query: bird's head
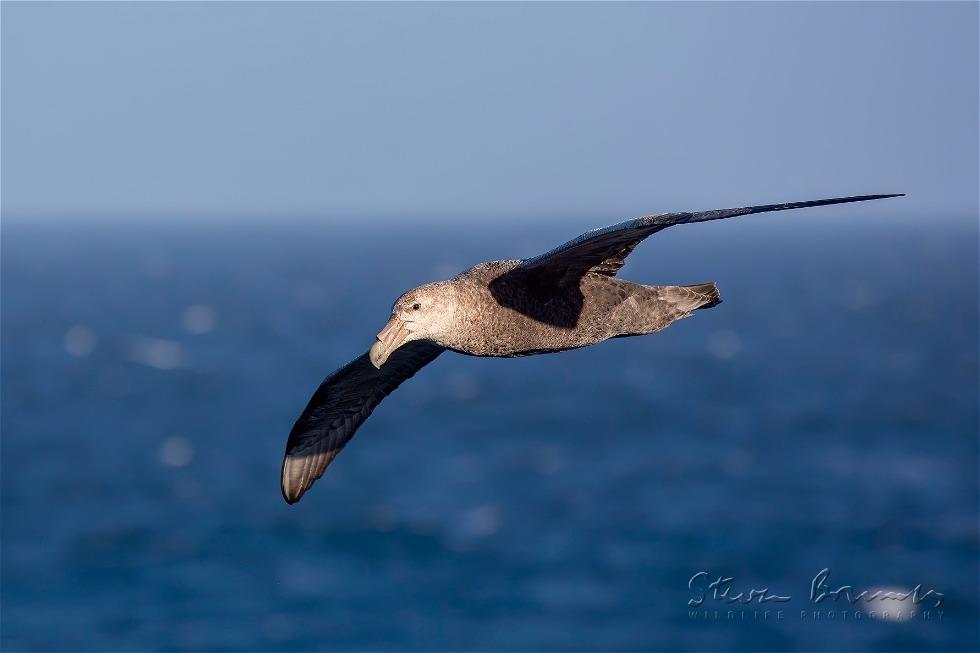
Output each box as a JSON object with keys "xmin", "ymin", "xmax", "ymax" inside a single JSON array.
[{"xmin": 370, "ymin": 282, "xmax": 457, "ymax": 368}]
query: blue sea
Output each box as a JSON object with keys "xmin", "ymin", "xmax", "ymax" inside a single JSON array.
[{"xmin": 2, "ymin": 212, "xmax": 978, "ymax": 651}]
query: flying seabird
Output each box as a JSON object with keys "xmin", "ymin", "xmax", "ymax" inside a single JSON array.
[{"xmin": 281, "ymin": 193, "xmax": 903, "ymax": 504}]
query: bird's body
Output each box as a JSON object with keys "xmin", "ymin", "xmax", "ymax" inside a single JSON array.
[
  {"xmin": 431, "ymin": 260, "xmax": 719, "ymax": 357},
  {"xmin": 280, "ymin": 193, "xmax": 903, "ymax": 504}
]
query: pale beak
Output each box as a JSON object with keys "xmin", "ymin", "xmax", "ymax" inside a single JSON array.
[{"xmin": 369, "ymin": 316, "xmax": 410, "ymax": 368}]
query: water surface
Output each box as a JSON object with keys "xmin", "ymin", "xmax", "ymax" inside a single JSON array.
[{"xmin": 2, "ymin": 213, "xmax": 977, "ymax": 651}]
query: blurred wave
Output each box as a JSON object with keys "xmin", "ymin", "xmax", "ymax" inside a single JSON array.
[{"xmin": 2, "ymin": 214, "xmax": 977, "ymax": 651}]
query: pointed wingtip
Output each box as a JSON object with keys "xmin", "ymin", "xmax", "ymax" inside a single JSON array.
[
  {"xmin": 677, "ymin": 193, "xmax": 908, "ymax": 226},
  {"xmin": 834, "ymin": 193, "xmax": 905, "ymax": 201},
  {"xmin": 281, "ymin": 485, "xmax": 304, "ymax": 505},
  {"xmin": 281, "ymin": 483, "xmax": 301, "ymax": 505},
  {"xmin": 280, "ymin": 456, "xmax": 307, "ymax": 505}
]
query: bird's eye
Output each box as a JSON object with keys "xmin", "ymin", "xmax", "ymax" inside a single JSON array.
[{"xmin": 412, "ymin": 303, "xmax": 421, "ymax": 310}]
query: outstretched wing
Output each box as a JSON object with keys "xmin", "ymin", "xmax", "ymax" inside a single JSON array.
[
  {"xmin": 515, "ymin": 194, "xmax": 903, "ymax": 286},
  {"xmin": 281, "ymin": 341, "xmax": 444, "ymax": 504}
]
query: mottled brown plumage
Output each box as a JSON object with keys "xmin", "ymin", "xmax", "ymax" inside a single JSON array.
[
  {"xmin": 281, "ymin": 193, "xmax": 902, "ymax": 503},
  {"xmin": 436, "ymin": 260, "xmax": 720, "ymax": 357}
]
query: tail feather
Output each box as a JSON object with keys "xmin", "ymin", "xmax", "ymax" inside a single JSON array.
[
  {"xmin": 662, "ymin": 282, "xmax": 722, "ymax": 312},
  {"xmin": 687, "ymin": 282, "xmax": 722, "ymax": 310}
]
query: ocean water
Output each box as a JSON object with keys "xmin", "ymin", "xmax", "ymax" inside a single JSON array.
[{"xmin": 2, "ymin": 213, "xmax": 978, "ymax": 652}]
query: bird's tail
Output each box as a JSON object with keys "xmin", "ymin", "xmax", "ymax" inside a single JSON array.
[{"xmin": 662, "ymin": 282, "xmax": 722, "ymax": 312}]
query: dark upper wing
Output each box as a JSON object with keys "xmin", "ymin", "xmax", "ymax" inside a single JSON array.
[
  {"xmin": 281, "ymin": 340, "xmax": 444, "ymax": 504},
  {"xmin": 514, "ymin": 194, "xmax": 903, "ymax": 286}
]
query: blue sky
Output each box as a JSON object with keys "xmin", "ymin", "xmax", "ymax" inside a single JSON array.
[{"xmin": 2, "ymin": 1, "xmax": 976, "ymax": 221}]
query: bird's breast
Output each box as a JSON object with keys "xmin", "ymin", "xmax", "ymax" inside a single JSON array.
[{"xmin": 449, "ymin": 280, "xmax": 608, "ymax": 357}]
